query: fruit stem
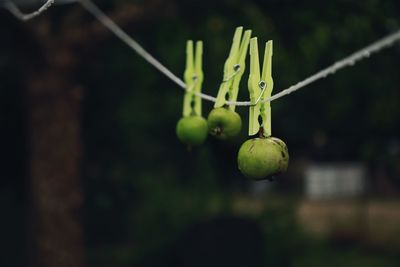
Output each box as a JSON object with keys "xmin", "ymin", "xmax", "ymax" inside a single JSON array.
[
  {"xmin": 258, "ymin": 127, "xmax": 265, "ymax": 138},
  {"xmin": 258, "ymin": 127, "xmax": 271, "ymax": 138}
]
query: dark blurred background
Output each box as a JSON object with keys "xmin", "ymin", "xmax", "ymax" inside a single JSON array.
[{"xmin": 1, "ymin": 0, "xmax": 400, "ymax": 266}]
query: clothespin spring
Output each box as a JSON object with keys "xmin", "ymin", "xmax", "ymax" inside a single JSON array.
[
  {"xmin": 253, "ymin": 81, "xmax": 267, "ymax": 106},
  {"xmin": 222, "ymin": 64, "xmax": 241, "ymax": 83}
]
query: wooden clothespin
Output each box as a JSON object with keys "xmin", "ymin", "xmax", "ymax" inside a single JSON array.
[
  {"xmin": 183, "ymin": 40, "xmax": 204, "ymax": 117},
  {"xmin": 214, "ymin": 26, "xmax": 252, "ymax": 110},
  {"xmin": 248, "ymin": 38, "xmax": 274, "ymax": 137}
]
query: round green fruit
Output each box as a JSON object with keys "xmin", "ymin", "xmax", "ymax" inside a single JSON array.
[
  {"xmin": 207, "ymin": 107, "xmax": 242, "ymax": 139},
  {"xmin": 176, "ymin": 116, "xmax": 208, "ymax": 146},
  {"xmin": 237, "ymin": 137, "xmax": 289, "ymax": 181}
]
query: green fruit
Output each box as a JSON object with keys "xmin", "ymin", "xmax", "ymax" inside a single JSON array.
[
  {"xmin": 237, "ymin": 137, "xmax": 289, "ymax": 181},
  {"xmin": 176, "ymin": 116, "xmax": 208, "ymax": 146},
  {"xmin": 207, "ymin": 107, "xmax": 242, "ymax": 139}
]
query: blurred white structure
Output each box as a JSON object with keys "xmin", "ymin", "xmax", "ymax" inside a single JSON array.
[{"xmin": 305, "ymin": 163, "xmax": 366, "ymax": 199}]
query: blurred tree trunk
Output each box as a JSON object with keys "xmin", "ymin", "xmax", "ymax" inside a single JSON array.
[
  {"xmin": 22, "ymin": 2, "xmax": 165, "ymax": 267},
  {"xmin": 27, "ymin": 38, "xmax": 85, "ymax": 267}
]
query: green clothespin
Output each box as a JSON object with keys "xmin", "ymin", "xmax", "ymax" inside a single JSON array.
[
  {"xmin": 183, "ymin": 40, "xmax": 204, "ymax": 117},
  {"xmin": 214, "ymin": 26, "xmax": 252, "ymax": 111},
  {"xmin": 248, "ymin": 38, "xmax": 274, "ymax": 137}
]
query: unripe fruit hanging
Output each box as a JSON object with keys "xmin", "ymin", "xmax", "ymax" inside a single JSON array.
[
  {"xmin": 176, "ymin": 116, "xmax": 208, "ymax": 146},
  {"xmin": 207, "ymin": 107, "xmax": 242, "ymax": 139},
  {"xmin": 237, "ymin": 137, "xmax": 289, "ymax": 180}
]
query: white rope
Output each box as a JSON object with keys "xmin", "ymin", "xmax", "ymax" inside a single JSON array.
[
  {"xmin": 78, "ymin": 1, "xmax": 187, "ymax": 87},
  {"xmin": 4, "ymin": 0, "xmax": 55, "ymax": 21},
  {"xmin": 263, "ymin": 29, "xmax": 400, "ymax": 104},
  {"xmin": 5, "ymin": 0, "xmax": 400, "ymax": 105},
  {"xmin": 80, "ymin": 0, "xmax": 400, "ymax": 106},
  {"xmin": 224, "ymin": 29, "xmax": 400, "ymax": 105},
  {"xmin": 78, "ymin": 0, "xmax": 219, "ymax": 104}
]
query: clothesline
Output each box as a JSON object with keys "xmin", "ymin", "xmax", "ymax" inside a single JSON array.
[{"xmin": 3, "ymin": 0, "xmax": 400, "ymax": 106}]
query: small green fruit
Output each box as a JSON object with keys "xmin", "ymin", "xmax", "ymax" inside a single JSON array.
[
  {"xmin": 207, "ymin": 107, "xmax": 242, "ymax": 139},
  {"xmin": 176, "ymin": 116, "xmax": 208, "ymax": 146},
  {"xmin": 237, "ymin": 137, "xmax": 289, "ymax": 181}
]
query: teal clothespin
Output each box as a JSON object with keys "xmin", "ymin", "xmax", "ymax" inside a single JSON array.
[
  {"xmin": 214, "ymin": 26, "xmax": 252, "ymax": 111},
  {"xmin": 183, "ymin": 40, "xmax": 204, "ymax": 117},
  {"xmin": 248, "ymin": 38, "xmax": 274, "ymax": 137}
]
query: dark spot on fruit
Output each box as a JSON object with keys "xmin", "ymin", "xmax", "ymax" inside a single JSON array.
[
  {"xmin": 216, "ymin": 126, "xmax": 223, "ymax": 134},
  {"xmin": 271, "ymin": 139, "xmax": 280, "ymax": 145},
  {"xmin": 212, "ymin": 126, "xmax": 222, "ymax": 136},
  {"xmin": 249, "ymin": 144, "xmax": 254, "ymax": 152},
  {"xmin": 281, "ymin": 151, "xmax": 286, "ymax": 158},
  {"xmin": 271, "ymin": 140, "xmax": 282, "ymax": 149}
]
